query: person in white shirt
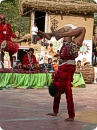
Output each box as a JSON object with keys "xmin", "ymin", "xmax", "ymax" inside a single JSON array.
[{"xmin": 32, "ymin": 23, "xmax": 38, "ymax": 44}]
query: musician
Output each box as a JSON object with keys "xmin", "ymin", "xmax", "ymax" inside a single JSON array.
[
  {"xmin": 0, "ymin": 14, "xmax": 19, "ymax": 68},
  {"xmin": 22, "ymin": 48, "xmax": 38, "ymax": 70}
]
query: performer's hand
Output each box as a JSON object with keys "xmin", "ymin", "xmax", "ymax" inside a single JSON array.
[
  {"xmin": 46, "ymin": 113, "xmax": 57, "ymax": 116},
  {"xmin": 16, "ymin": 36, "xmax": 20, "ymax": 39}
]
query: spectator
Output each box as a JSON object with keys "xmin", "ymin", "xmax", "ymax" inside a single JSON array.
[
  {"xmin": 77, "ymin": 60, "xmax": 81, "ymax": 68},
  {"xmin": 14, "ymin": 60, "xmax": 22, "ymax": 69},
  {"xmin": 52, "ymin": 60, "xmax": 58, "ymax": 71},
  {"xmin": 84, "ymin": 62, "xmax": 90, "ymax": 66},
  {"xmin": 47, "ymin": 58, "xmax": 53, "ymax": 71},
  {"xmin": 48, "ymin": 43, "xmax": 56, "ymax": 56},
  {"xmin": 32, "ymin": 23, "xmax": 38, "ymax": 44},
  {"xmin": 41, "ymin": 38, "xmax": 49, "ymax": 49},
  {"xmin": 12, "ymin": 56, "xmax": 16, "ymax": 68}
]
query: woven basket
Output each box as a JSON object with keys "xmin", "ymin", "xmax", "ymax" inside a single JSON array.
[{"xmin": 76, "ymin": 66, "xmax": 94, "ymax": 83}]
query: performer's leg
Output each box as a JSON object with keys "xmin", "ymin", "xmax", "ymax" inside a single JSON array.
[
  {"xmin": 39, "ymin": 27, "xmax": 85, "ymax": 46},
  {"xmin": 9, "ymin": 52, "xmax": 13, "ymax": 67},
  {"xmin": 38, "ymin": 26, "xmax": 73, "ymax": 40},
  {"xmin": 38, "ymin": 26, "xmax": 69, "ymax": 40},
  {"xmin": 38, "ymin": 31, "xmax": 54, "ymax": 40},
  {"xmin": 65, "ymin": 79, "xmax": 75, "ymax": 122},
  {"xmin": 51, "ymin": 26, "xmax": 72, "ymax": 33},
  {"xmin": 55, "ymin": 27, "xmax": 86, "ymax": 46}
]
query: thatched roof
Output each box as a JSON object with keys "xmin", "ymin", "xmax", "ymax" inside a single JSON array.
[{"xmin": 19, "ymin": 0, "xmax": 97, "ymax": 15}]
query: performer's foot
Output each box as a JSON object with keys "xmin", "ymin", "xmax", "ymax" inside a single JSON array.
[
  {"xmin": 46, "ymin": 113, "xmax": 57, "ymax": 116},
  {"xmin": 38, "ymin": 30, "xmax": 51, "ymax": 40},
  {"xmin": 65, "ymin": 118, "xmax": 74, "ymax": 122}
]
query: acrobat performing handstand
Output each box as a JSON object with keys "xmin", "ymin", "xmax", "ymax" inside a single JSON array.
[{"xmin": 38, "ymin": 26, "xmax": 86, "ymax": 122}]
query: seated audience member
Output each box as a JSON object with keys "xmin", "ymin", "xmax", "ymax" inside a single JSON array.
[
  {"xmin": 22, "ymin": 48, "xmax": 38, "ymax": 70},
  {"xmin": 12, "ymin": 56, "xmax": 16, "ymax": 68},
  {"xmin": 14, "ymin": 60, "xmax": 22, "ymax": 69},
  {"xmin": 84, "ymin": 62, "xmax": 90, "ymax": 67},
  {"xmin": 48, "ymin": 43, "xmax": 56, "ymax": 56},
  {"xmin": 47, "ymin": 58, "xmax": 53, "ymax": 71},
  {"xmin": 41, "ymin": 38, "xmax": 49, "ymax": 49},
  {"xmin": 76, "ymin": 60, "xmax": 81, "ymax": 68},
  {"xmin": 52, "ymin": 60, "xmax": 58, "ymax": 71}
]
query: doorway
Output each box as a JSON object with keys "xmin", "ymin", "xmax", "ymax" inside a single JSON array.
[
  {"xmin": 17, "ymin": 49, "xmax": 28, "ymax": 62},
  {"xmin": 35, "ymin": 11, "xmax": 46, "ymax": 32}
]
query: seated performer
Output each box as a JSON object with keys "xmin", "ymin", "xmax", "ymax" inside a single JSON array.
[
  {"xmin": 0, "ymin": 14, "xmax": 19, "ymax": 68},
  {"xmin": 38, "ymin": 26, "xmax": 86, "ymax": 122},
  {"xmin": 22, "ymin": 48, "xmax": 38, "ymax": 70}
]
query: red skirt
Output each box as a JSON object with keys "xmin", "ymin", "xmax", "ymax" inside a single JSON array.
[{"xmin": 4, "ymin": 41, "xmax": 19, "ymax": 55}]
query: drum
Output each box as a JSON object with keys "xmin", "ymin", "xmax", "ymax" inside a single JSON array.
[
  {"xmin": 76, "ymin": 66, "xmax": 94, "ymax": 83},
  {"xmin": 34, "ymin": 64, "xmax": 41, "ymax": 70}
]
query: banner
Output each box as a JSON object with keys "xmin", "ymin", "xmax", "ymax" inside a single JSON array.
[{"xmin": 76, "ymin": 40, "xmax": 92, "ymax": 65}]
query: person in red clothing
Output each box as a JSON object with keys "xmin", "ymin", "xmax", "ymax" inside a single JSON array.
[
  {"xmin": 38, "ymin": 26, "xmax": 86, "ymax": 122},
  {"xmin": 0, "ymin": 14, "xmax": 19, "ymax": 68},
  {"xmin": 22, "ymin": 48, "xmax": 38, "ymax": 70}
]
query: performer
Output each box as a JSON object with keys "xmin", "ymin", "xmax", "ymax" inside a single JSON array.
[
  {"xmin": 38, "ymin": 26, "xmax": 86, "ymax": 121},
  {"xmin": 22, "ymin": 48, "xmax": 38, "ymax": 70},
  {"xmin": 0, "ymin": 14, "xmax": 19, "ymax": 68}
]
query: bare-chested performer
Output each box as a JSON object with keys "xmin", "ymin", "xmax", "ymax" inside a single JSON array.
[{"xmin": 38, "ymin": 26, "xmax": 86, "ymax": 122}]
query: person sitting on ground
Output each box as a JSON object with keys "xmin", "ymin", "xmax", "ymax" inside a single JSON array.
[
  {"xmin": 22, "ymin": 48, "xmax": 38, "ymax": 70},
  {"xmin": 12, "ymin": 56, "xmax": 16, "ymax": 68},
  {"xmin": 52, "ymin": 60, "xmax": 58, "ymax": 71},
  {"xmin": 38, "ymin": 26, "xmax": 86, "ymax": 122},
  {"xmin": 48, "ymin": 43, "xmax": 56, "ymax": 56},
  {"xmin": 84, "ymin": 62, "xmax": 90, "ymax": 67},
  {"xmin": 46, "ymin": 58, "xmax": 53, "ymax": 71},
  {"xmin": 77, "ymin": 60, "xmax": 81, "ymax": 67},
  {"xmin": 41, "ymin": 38, "xmax": 49, "ymax": 49},
  {"xmin": 14, "ymin": 60, "xmax": 22, "ymax": 69}
]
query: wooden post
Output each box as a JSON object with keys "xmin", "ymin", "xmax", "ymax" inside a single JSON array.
[
  {"xmin": 30, "ymin": 11, "xmax": 35, "ymax": 43},
  {"xmin": 45, "ymin": 12, "xmax": 50, "ymax": 33}
]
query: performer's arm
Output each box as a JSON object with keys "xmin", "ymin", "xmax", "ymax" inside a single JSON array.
[
  {"xmin": 33, "ymin": 55, "xmax": 38, "ymax": 64},
  {"xmin": 53, "ymin": 95, "xmax": 61, "ymax": 114},
  {"xmin": 46, "ymin": 94, "xmax": 61, "ymax": 116}
]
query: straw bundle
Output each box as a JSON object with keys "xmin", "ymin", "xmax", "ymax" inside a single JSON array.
[{"xmin": 19, "ymin": 0, "xmax": 97, "ymax": 15}]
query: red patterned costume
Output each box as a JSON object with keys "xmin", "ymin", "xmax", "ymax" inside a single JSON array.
[
  {"xmin": 0, "ymin": 22, "xmax": 19, "ymax": 54},
  {"xmin": 52, "ymin": 42, "xmax": 79, "ymax": 118},
  {"xmin": 23, "ymin": 54, "xmax": 38, "ymax": 67}
]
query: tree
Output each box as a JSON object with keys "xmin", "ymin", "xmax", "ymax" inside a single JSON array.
[{"xmin": 0, "ymin": 0, "xmax": 30, "ymax": 35}]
